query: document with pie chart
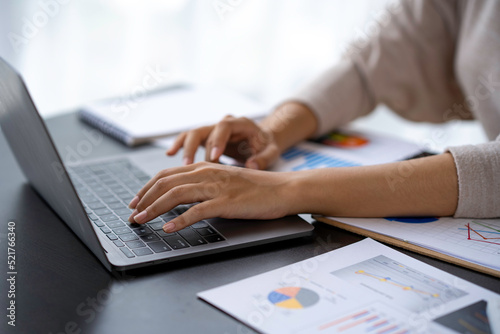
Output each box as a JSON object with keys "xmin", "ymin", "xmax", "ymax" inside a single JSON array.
[{"xmin": 198, "ymin": 238, "xmax": 499, "ymax": 334}]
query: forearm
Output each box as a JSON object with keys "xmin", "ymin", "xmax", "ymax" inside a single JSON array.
[
  {"xmin": 259, "ymin": 102, "xmax": 318, "ymax": 153},
  {"xmin": 286, "ymin": 153, "xmax": 458, "ymax": 217}
]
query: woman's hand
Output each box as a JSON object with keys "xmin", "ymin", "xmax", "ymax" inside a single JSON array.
[
  {"xmin": 167, "ymin": 115, "xmax": 281, "ymax": 170},
  {"xmin": 127, "ymin": 162, "xmax": 296, "ymax": 233}
]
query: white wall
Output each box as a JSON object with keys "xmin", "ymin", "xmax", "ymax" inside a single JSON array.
[
  {"xmin": 1, "ymin": 0, "xmax": 391, "ymax": 117},
  {"xmin": 0, "ymin": 0, "xmax": 486, "ymax": 150}
]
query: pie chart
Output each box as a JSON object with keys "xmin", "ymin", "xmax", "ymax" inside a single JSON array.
[{"xmin": 268, "ymin": 287, "xmax": 319, "ymax": 309}]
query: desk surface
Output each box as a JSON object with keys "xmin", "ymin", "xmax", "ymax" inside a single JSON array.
[{"xmin": 1, "ymin": 113, "xmax": 499, "ymax": 334}]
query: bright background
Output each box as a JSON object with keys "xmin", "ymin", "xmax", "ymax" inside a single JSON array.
[{"xmin": 0, "ymin": 0, "xmax": 487, "ymax": 151}]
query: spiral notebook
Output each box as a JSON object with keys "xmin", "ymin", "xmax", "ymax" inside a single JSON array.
[{"xmin": 79, "ymin": 85, "xmax": 267, "ymax": 146}]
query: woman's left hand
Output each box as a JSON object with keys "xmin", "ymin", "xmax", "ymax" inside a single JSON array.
[{"xmin": 127, "ymin": 162, "xmax": 296, "ymax": 233}]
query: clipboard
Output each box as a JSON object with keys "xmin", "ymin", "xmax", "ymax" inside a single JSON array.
[{"xmin": 314, "ymin": 215, "xmax": 500, "ymax": 278}]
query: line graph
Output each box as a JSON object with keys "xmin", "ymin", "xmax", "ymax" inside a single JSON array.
[
  {"xmin": 462, "ymin": 221, "xmax": 500, "ymax": 246},
  {"xmin": 332, "ymin": 255, "xmax": 467, "ymax": 313},
  {"xmin": 354, "ymin": 270, "xmax": 440, "ymax": 298}
]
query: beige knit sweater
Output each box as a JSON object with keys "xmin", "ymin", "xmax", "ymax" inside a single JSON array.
[{"xmin": 289, "ymin": 0, "xmax": 500, "ymax": 218}]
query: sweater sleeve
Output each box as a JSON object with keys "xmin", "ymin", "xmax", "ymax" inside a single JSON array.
[
  {"xmin": 287, "ymin": 0, "xmax": 471, "ymax": 137},
  {"xmin": 286, "ymin": 0, "xmax": 500, "ymax": 218},
  {"xmin": 447, "ymin": 137, "xmax": 500, "ymax": 218}
]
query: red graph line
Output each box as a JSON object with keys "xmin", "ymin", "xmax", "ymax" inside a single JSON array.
[
  {"xmin": 469, "ymin": 225, "xmax": 500, "ymax": 240},
  {"xmin": 468, "ymin": 238, "xmax": 500, "ymax": 246},
  {"xmin": 470, "ymin": 227, "xmax": 500, "ymax": 240},
  {"xmin": 466, "ymin": 224, "xmax": 500, "ymax": 246}
]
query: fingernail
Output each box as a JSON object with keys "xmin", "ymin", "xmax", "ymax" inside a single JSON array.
[
  {"xmin": 163, "ymin": 222, "xmax": 176, "ymax": 233},
  {"xmin": 128, "ymin": 196, "xmax": 140, "ymax": 209},
  {"xmin": 247, "ymin": 161, "xmax": 259, "ymax": 170},
  {"xmin": 210, "ymin": 147, "xmax": 219, "ymax": 161},
  {"xmin": 183, "ymin": 157, "xmax": 191, "ymax": 165},
  {"xmin": 133, "ymin": 210, "xmax": 148, "ymax": 223},
  {"xmin": 128, "ymin": 209, "xmax": 138, "ymax": 222}
]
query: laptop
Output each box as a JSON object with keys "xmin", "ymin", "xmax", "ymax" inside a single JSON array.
[{"xmin": 0, "ymin": 58, "xmax": 313, "ymax": 271}]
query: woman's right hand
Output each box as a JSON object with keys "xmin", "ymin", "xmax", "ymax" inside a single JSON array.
[{"xmin": 166, "ymin": 115, "xmax": 281, "ymax": 170}]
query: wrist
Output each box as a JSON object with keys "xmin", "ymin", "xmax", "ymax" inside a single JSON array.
[
  {"xmin": 281, "ymin": 170, "xmax": 326, "ymax": 215},
  {"xmin": 260, "ymin": 102, "xmax": 318, "ymax": 154}
]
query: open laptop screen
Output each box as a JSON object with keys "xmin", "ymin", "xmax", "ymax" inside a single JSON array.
[{"xmin": 0, "ymin": 58, "xmax": 110, "ymax": 270}]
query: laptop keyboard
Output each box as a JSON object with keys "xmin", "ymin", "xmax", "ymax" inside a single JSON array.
[{"xmin": 67, "ymin": 159, "xmax": 225, "ymax": 258}]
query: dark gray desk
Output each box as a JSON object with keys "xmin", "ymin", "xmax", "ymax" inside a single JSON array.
[{"xmin": 1, "ymin": 113, "xmax": 499, "ymax": 334}]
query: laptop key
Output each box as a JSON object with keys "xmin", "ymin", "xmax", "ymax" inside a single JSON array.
[
  {"xmin": 120, "ymin": 247, "xmax": 135, "ymax": 258},
  {"xmin": 163, "ymin": 235, "xmax": 189, "ymax": 249},
  {"xmin": 88, "ymin": 213, "xmax": 99, "ymax": 221},
  {"xmin": 114, "ymin": 208, "xmax": 132, "ymax": 216},
  {"xmin": 108, "ymin": 202, "xmax": 126, "ymax": 210},
  {"xmin": 133, "ymin": 247, "xmax": 153, "ymax": 256},
  {"xmin": 128, "ymin": 185, "xmax": 142, "ymax": 193},
  {"xmin": 149, "ymin": 241, "xmax": 171, "ymax": 253},
  {"xmin": 113, "ymin": 240, "xmax": 124, "ymax": 247},
  {"xmin": 93, "ymin": 220, "xmax": 105, "ymax": 227},
  {"xmin": 140, "ymin": 234, "xmax": 160, "ymax": 243},
  {"xmin": 78, "ymin": 190, "xmax": 93, "ymax": 197},
  {"xmin": 114, "ymin": 188, "xmax": 129, "ymax": 195},
  {"xmin": 94, "ymin": 208, "xmax": 112, "ymax": 216},
  {"xmin": 197, "ymin": 227, "xmax": 217, "ymax": 236},
  {"xmin": 117, "ymin": 192, "xmax": 132, "ymax": 199},
  {"xmin": 121, "ymin": 196, "xmax": 134, "ymax": 203},
  {"xmin": 101, "ymin": 180, "xmax": 115, "ymax": 188},
  {"xmin": 88, "ymin": 202, "xmax": 106, "ymax": 210},
  {"xmin": 107, "ymin": 233, "xmax": 118, "ymax": 241},
  {"xmin": 204, "ymin": 234, "xmax": 225, "ymax": 243},
  {"xmin": 108, "ymin": 183, "xmax": 123, "ymax": 190},
  {"xmin": 80, "ymin": 174, "xmax": 94, "ymax": 181},
  {"xmin": 119, "ymin": 233, "xmax": 139, "ymax": 242},
  {"xmin": 81, "ymin": 195, "xmax": 98, "ymax": 203},
  {"xmin": 102, "ymin": 196, "xmax": 120, "ymax": 204},
  {"xmin": 172, "ymin": 205, "xmax": 190, "ymax": 215},
  {"xmin": 89, "ymin": 166, "xmax": 104, "ymax": 173},
  {"xmin": 147, "ymin": 222, "xmax": 165, "ymax": 231},
  {"xmin": 95, "ymin": 190, "xmax": 112, "ymax": 198},
  {"xmin": 178, "ymin": 229, "xmax": 207, "ymax": 246},
  {"xmin": 100, "ymin": 226, "xmax": 111, "ymax": 234},
  {"xmin": 98, "ymin": 174, "xmax": 113, "ymax": 182},
  {"xmin": 138, "ymin": 176, "xmax": 150, "ymax": 183},
  {"xmin": 191, "ymin": 221, "xmax": 209, "ymax": 229},
  {"xmin": 106, "ymin": 221, "xmax": 125, "ymax": 229},
  {"xmin": 161, "ymin": 214, "xmax": 176, "ymax": 222},
  {"xmin": 118, "ymin": 214, "xmax": 130, "ymax": 221},
  {"xmin": 113, "ymin": 227, "xmax": 131, "ymax": 235},
  {"xmin": 101, "ymin": 214, "xmax": 119, "ymax": 222},
  {"xmin": 132, "ymin": 226, "xmax": 151, "ymax": 236},
  {"xmin": 125, "ymin": 240, "xmax": 146, "ymax": 249},
  {"xmin": 156, "ymin": 230, "xmax": 177, "ymax": 237}
]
